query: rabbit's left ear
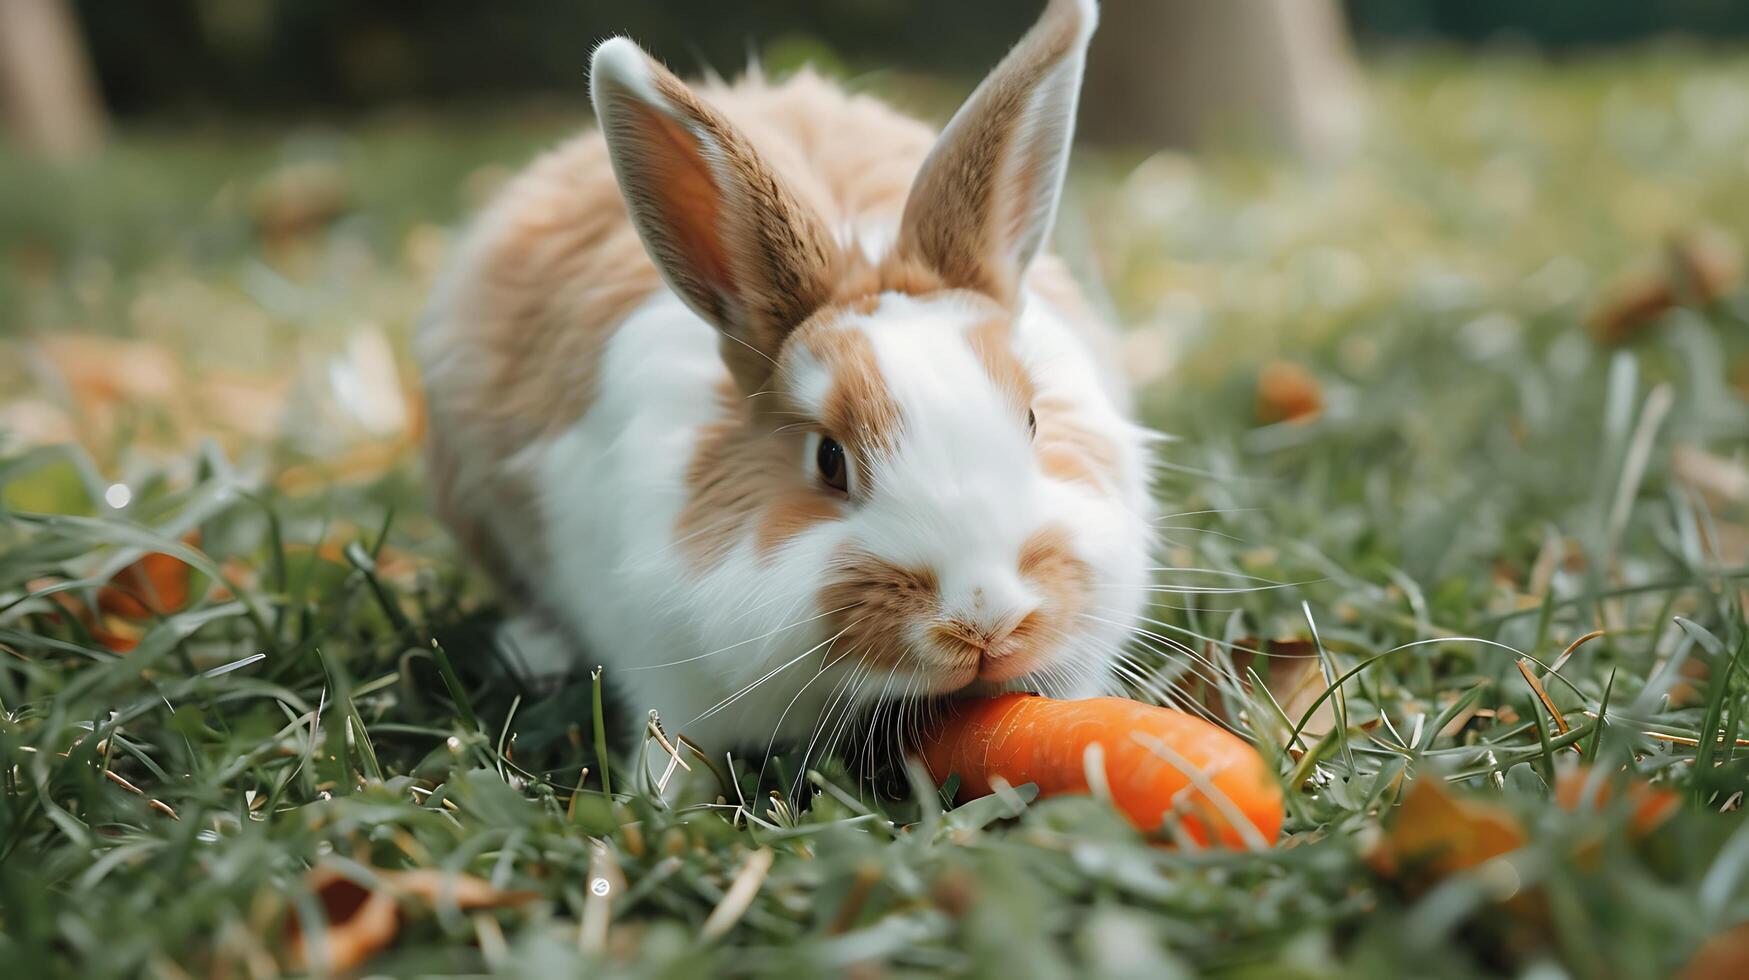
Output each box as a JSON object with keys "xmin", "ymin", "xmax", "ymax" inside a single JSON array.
[{"xmin": 892, "ymin": 0, "xmax": 1097, "ymax": 307}]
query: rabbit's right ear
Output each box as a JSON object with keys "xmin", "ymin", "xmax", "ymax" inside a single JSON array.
[
  {"xmin": 891, "ymin": 0, "xmax": 1097, "ymax": 307},
  {"xmin": 590, "ymin": 38, "xmax": 840, "ymax": 394}
]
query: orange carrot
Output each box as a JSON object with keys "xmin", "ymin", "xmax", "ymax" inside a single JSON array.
[{"xmin": 916, "ymin": 693, "xmax": 1283, "ymax": 847}]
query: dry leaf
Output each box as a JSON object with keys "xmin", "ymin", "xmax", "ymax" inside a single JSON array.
[
  {"xmin": 251, "ymin": 161, "xmax": 352, "ymax": 242},
  {"xmin": 285, "ymin": 864, "xmax": 540, "ymax": 972},
  {"xmin": 1368, "ymin": 777, "xmax": 1526, "ymax": 887},
  {"xmin": 34, "ymin": 334, "xmax": 185, "ymax": 406},
  {"xmin": 97, "ymin": 548, "xmax": 193, "ymax": 619},
  {"xmin": 1552, "ymin": 766, "xmax": 1679, "ymax": 835},
  {"xmin": 1255, "ymin": 361, "xmax": 1323, "ymax": 425},
  {"xmin": 1682, "ymin": 923, "xmax": 1749, "ymax": 980},
  {"xmin": 32, "ymin": 534, "xmax": 201, "ymax": 652},
  {"xmin": 1588, "ymin": 232, "xmax": 1742, "ymax": 345}
]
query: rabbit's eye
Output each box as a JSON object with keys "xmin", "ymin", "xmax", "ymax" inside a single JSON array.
[
  {"xmin": 1027, "ymin": 408, "xmax": 1037, "ymax": 440},
  {"xmin": 817, "ymin": 437, "xmax": 848, "ymax": 493}
]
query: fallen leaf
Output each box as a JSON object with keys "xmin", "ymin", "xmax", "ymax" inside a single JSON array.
[
  {"xmin": 251, "ymin": 161, "xmax": 352, "ymax": 243},
  {"xmin": 31, "ymin": 534, "xmax": 203, "ymax": 652},
  {"xmin": 33, "ymin": 334, "xmax": 185, "ymax": 406},
  {"xmin": 1683, "ymin": 923, "xmax": 1749, "ymax": 980},
  {"xmin": 1588, "ymin": 232, "xmax": 1742, "ymax": 345},
  {"xmin": 97, "ymin": 548, "xmax": 193, "ymax": 619},
  {"xmin": 1255, "ymin": 361, "xmax": 1323, "ymax": 425},
  {"xmin": 285, "ymin": 864, "xmax": 540, "ymax": 972},
  {"xmin": 1552, "ymin": 766, "xmax": 1680, "ymax": 835},
  {"xmin": 89, "ymin": 614, "xmax": 147, "ymax": 653},
  {"xmin": 1368, "ymin": 777, "xmax": 1526, "ymax": 888}
]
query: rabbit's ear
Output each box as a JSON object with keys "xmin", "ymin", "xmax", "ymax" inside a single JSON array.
[
  {"xmin": 591, "ymin": 38, "xmax": 839, "ymax": 393},
  {"xmin": 892, "ymin": 0, "xmax": 1096, "ymax": 306}
]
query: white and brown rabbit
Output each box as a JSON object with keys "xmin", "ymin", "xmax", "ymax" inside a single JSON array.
[{"xmin": 416, "ymin": 0, "xmax": 1154, "ymax": 773}]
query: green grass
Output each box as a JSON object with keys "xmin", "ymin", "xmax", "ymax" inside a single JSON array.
[{"xmin": 4, "ymin": 52, "xmax": 1749, "ymax": 977}]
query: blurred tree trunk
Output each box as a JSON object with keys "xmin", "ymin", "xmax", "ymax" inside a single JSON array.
[
  {"xmin": 1078, "ymin": 0, "xmax": 1362, "ymax": 159},
  {"xmin": 0, "ymin": 0, "xmax": 107, "ymax": 159}
]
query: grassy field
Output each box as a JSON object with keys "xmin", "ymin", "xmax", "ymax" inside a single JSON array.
[{"xmin": 3, "ymin": 51, "xmax": 1749, "ymax": 977}]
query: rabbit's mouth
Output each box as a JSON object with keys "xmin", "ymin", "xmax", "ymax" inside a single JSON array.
[
  {"xmin": 925, "ymin": 610, "xmax": 1053, "ymax": 686},
  {"xmin": 818, "ymin": 527, "xmax": 1096, "ymax": 697}
]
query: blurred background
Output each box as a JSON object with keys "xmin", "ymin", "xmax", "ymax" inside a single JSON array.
[{"xmin": 1, "ymin": 0, "xmax": 1746, "ymax": 588}]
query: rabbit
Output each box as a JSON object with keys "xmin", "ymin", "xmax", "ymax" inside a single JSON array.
[{"xmin": 415, "ymin": 0, "xmax": 1156, "ymax": 782}]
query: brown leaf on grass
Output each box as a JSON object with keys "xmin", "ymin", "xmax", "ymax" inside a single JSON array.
[
  {"xmin": 285, "ymin": 864, "xmax": 540, "ymax": 972},
  {"xmin": 97, "ymin": 547, "xmax": 194, "ymax": 619},
  {"xmin": 1368, "ymin": 777, "xmax": 1526, "ymax": 888},
  {"xmin": 30, "ymin": 534, "xmax": 202, "ymax": 652},
  {"xmin": 1553, "ymin": 766, "xmax": 1680, "ymax": 835},
  {"xmin": 1588, "ymin": 232, "xmax": 1742, "ymax": 345},
  {"xmin": 1255, "ymin": 361, "xmax": 1324, "ymax": 425},
  {"xmin": 34, "ymin": 334, "xmax": 185, "ymax": 406},
  {"xmin": 251, "ymin": 161, "xmax": 352, "ymax": 243},
  {"xmin": 88, "ymin": 614, "xmax": 148, "ymax": 653},
  {"xmin": 1682, "ymin": 923, "xmax": 1749, "ymax": 980}
]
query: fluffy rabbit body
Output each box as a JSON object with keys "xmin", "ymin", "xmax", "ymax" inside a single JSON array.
[{"xmin": 417, "ymin": 0, "xmax": 1154, "ymax": 766}]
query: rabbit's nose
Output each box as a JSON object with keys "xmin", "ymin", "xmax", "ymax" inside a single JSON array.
[{"xmin": 940, "ymin": 570, "xmax": 1038, "ymax": 646}]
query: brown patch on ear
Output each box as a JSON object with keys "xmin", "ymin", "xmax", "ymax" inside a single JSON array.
[
  {"xmin": 965, "ymin": 317, "xmax": 1036, "ymax": 418},
  {"xmin": 889, "ymin": 0, "xmax": 1093, "ymax": 305},
  {"xmin": 677, "ymin": 382, "xmax": 844, "ymax": 567},
  {"xmin": 1032, "ymin": 395, "xmax": 1121, "ymax": 490},
  {"xmin": 820, "ymin": 550, "xmax": 942, "ymax": 671},
  {"xmin": 598, "ymin": 50, "xmax": 844, "ymax": 394},
  {"xmin": 608, "ymin": 93, "xmax": 734, "ymax": 321}
]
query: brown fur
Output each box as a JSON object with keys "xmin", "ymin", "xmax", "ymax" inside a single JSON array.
[
  {"xmin": 1033, "ymin": 394, "xmax": 1121, "ymax": 490},
  {"xmin": 674, "ymin": 379, "xmax": 865, "ymax": 567},
  {"xmin": 426, "ymin": 70, "xmax": 938, "ymax": 582},
  {"xmin": 795, "ymin": 317, "xmax": 904, "ymax": 464},
  {"xmin": 1013, "ymin": 524, "xmax": 1092, "ymax": 653},
  {"xmin": 966, "ymin": 315, "xmax": 1038, "ymax": 420},
  {"xmin": 819, "ymin": 551, "xmax": 943, "ymax": 671},
  {"xmin": 891, "ymin": 0, "xmax": 1091, "ymax": 304},
  {"xmin": 677, "ymin": 304, "xmax": 909, "ymax": 568}
]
